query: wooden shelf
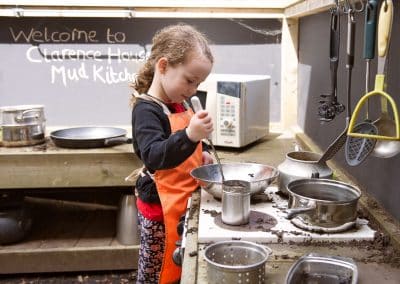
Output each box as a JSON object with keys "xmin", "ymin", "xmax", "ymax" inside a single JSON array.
[{"xmin": 0, "ymin": 199, "xmax": 138, "ymax": 274}]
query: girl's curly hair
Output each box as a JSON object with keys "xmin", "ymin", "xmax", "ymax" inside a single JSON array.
[{"xmin": 130, "ymin": 24, "xmax": 213, "ymax": 104}]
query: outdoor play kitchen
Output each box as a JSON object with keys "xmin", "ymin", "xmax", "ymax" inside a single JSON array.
[{"xmin": 1, "ymin": 0, "xmax": 400, "ymax": 283}]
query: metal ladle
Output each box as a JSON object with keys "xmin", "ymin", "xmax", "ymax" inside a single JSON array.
[
  {"xmin": 371, "ymin": 0, "xmax": 400, "ymax": 158},
  {"xmin": 190, "ymin": 96, "xmax": 225, "ymax": 182}
]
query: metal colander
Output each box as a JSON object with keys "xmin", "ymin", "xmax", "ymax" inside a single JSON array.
[{"xmin": 204, "ymin": 241, "xmax": 271, "ymax": 284}]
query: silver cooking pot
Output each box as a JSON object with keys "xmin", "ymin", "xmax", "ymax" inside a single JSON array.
[
  {"xmin": 277, "ymin": 151, "xmax": 333, "ymax": 195},
  {"xmin": 0, "ymin": 105, "xmax": 46, "ymax": 147},
  {"xmin": 0, "ymin": 105, "xmax": 45, "ymax": 125},
  {"xmin": 285, "ymin": 179, "xmax": 361, "ymax": 228}
]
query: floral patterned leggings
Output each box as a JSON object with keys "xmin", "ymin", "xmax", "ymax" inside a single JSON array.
[{"xmin": 136, "ymin": 212, "xmax": 165, "ymax": 284}]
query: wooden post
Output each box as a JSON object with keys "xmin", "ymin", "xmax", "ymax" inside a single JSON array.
[{"xmin": 281, "ymin": 17, "xmax": 299, "ymax": 131}]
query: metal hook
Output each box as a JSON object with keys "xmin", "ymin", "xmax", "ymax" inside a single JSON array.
[{"xmin": 342, "ymin": 0, "xmax": 365, "ymax": 14}]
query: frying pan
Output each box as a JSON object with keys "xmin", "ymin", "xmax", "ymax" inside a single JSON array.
[{"xmin": 50, "ymin": 126, "xmax": 132, "ymax": 148}]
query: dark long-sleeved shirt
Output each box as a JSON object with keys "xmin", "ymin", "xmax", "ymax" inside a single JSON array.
[
  {"xmin": 132, "ymin": 98, "xmax": 200, "ymax": 172},
  {"xmin": 132, "ymin": 97, "xmax": 207, "ymax": 205}
]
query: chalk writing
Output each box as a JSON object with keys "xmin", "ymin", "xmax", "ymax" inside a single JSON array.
[
  {"xmin": 9, "ymin": 27, "xmax": 127, "ymax": 44},
  {"xmin": 51, "ymin": 63, "xmax": 135, "ymax": 87},
  {"xmin": 26, "ymin": 46, "xmax": 148, "ymax": 63},
  {"xmin": 9, "ymin": 27, "xmax": 99, "ymax": 43},
  {"xmin": 10, "ymin": 25, "xmax": 144, "ymax": 86}
]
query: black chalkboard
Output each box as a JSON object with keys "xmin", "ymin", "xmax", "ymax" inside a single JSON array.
[{"xmin": 0, "ymin": 18, "xmax": 282, "ymax": 126}]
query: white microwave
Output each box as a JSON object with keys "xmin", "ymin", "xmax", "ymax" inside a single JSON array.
[{"xmin": 193, "ymin": 73, "xmax": 270, "ymax": 148}]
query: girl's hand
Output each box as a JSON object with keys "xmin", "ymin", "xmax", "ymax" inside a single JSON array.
[
  {"xmin": 186, "ymin": 110, "xmax": 213, "ymax": 142},
  {"xmin": 202, "ymin": 151, "xmax": 214, "ymax": 165}
]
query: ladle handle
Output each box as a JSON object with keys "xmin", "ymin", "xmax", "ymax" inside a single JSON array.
[
  {"xmin": 191, "ymin": 96, "xmax": 212, "ymax": 140},
  {"xmin": 377, "ymin": 0, "xmax": 393, "ymax": 58},
  {"xmin": 190, "ymin": 96, "xmax": 203, "ymax": 113},
  {"xmin": 364, "ymin": 0, "xmax": 378, "ymax": 60},
  {"xmin": 190, "ymin": 96, "xmax": 225, "ymax": 182}
]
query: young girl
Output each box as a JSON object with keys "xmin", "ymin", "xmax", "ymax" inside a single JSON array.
[{"xmin": 130, "ymin": 24, "xmax": 214, "ymax": 284}]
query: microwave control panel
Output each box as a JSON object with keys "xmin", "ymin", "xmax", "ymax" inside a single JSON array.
[
  {"xmin": 218, "ymin": 95, "xmax": 238, "ymax": 137},
  {"xmin": 216, "ymin": 81, "xmax": 241, "ymax": 146},
  {"xmin": 217, "ymin": 94, "xmax": 240, "ymax": 146}
]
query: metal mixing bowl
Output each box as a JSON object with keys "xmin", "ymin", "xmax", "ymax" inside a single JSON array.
[{"xmin": 190, "ymin": 163, "xmax": 279, "ymax": 199}]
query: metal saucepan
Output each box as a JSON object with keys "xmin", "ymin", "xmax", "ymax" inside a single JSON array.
[
  {"xmin": 190, "ymin": 163, "xmax": 279, "ymax": 199},
  {"xmin": 50, "ymin": 126, "xmax": 132, "ymax": 149},
  {"xmin": 0, "ymin": 104, "xmax": 46, "ymax": 147},
  {"xmin": 0, "ymin": 104, "xmax": 45, "ymax": 125},
  {"xmin": 285, "ymin": 179, "xmax": 361, "ymax": 228}
]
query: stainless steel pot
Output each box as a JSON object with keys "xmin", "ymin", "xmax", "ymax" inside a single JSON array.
[
  {"xmin": 286, "ymin": 179, "xmax": 361, "ymax": 228},
  {"xmin": 1, "ymin": 124, "xmax": 45, "ymax": 147},
  {"xmin": 0, "ymin": 105, "xmax": 46, "ymax": 147},
  {"xmin": 277, "ymin": 151, "xmax": 333, "ymax": 195},
  {"xmin": 0, "ymin": 105, "xmax": 45, "ymax": 125}
]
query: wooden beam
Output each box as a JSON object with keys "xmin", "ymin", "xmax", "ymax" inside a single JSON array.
[
  {"xmin": 281, "ymin": 17, "xmax": 299, "ymax": 131},
  {"xmin": 0, "ymin": 6, "xmax": 284, "ymax": 18},
  {"xmin": 0, "ymin": 0, "xmax": 303, "ymax": 9},
  {"xmin": 284, "ymin": 0, "xmax": 360, "ymax": 19},
  {"xmin": 0, "ymin": 246, "xmax": 138, "ymax": 273},
  {"xmin": 285, "ymin": 0, "xmax": 334, "ymax": 18}
]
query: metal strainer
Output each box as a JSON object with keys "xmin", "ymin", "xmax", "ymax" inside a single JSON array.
[{"xmin": 204, "ymin": 240, "xmax": 271, "ymax": 284}]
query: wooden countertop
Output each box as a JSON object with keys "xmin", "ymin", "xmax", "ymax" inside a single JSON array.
[{"xmin": 0, "ymin": 135, "xmax": 141, "ymax": 189}]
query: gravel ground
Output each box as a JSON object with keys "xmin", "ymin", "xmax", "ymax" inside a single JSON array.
[{"xmin": 0, "ymin": 271, "xmax": 137, "ymax": 284}]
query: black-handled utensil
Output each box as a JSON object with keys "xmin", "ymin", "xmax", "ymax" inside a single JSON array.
[{"xmin": 318, "ymin": 1, "xmax": 345, "ymax": 122}]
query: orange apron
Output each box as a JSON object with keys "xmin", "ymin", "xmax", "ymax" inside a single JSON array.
[{"xmin": 139, "ymin": 95, "xmax": 202, "ymax": 284}]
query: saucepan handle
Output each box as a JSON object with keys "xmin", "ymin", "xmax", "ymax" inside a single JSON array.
[
  {"xmin": 285, "ymin": 203, "xmax": 316, "ymax": 219},
  {"xmin": 104, "ymin": 136, "xmax": 132, "ymax": 146}
]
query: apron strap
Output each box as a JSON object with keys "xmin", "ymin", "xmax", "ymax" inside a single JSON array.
[{"xmin": 137, "ymin": 94, "xmax": 171, "ymax": 115}]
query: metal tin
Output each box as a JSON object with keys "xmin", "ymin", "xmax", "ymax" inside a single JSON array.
[
  {"xmin": 116, "ymin": 194, "xmax": 140, "ymax": 245},
  {"xmin": 221, "ymin": 180, "xmax": 250, "ymax": 225}
]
